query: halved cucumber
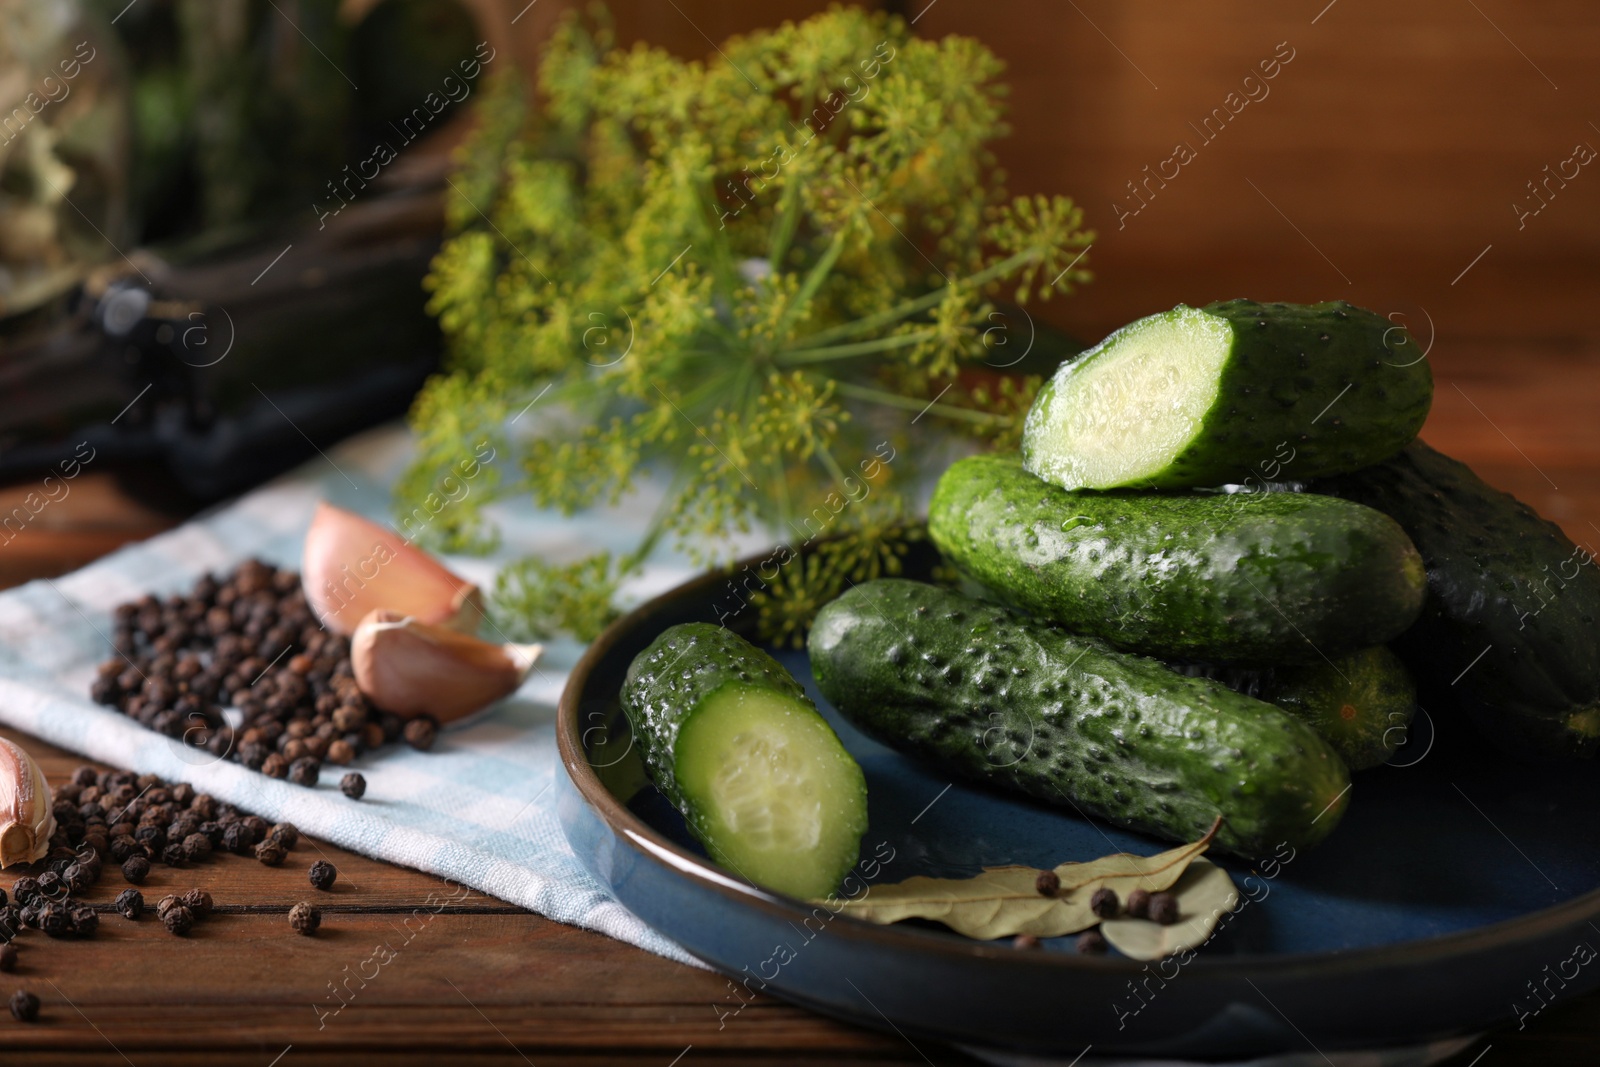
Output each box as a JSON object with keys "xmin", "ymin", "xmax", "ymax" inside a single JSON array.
[
  {"xmin": 1022, "ymin": 300, "xmax": 1432, "ymax": 490},
  {"xmin": 621, "ymin": 623, "xmax": 867, "ymax": 899}
]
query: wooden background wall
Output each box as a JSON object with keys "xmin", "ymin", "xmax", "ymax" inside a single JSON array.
[{"xmin": 494, "ymin": 0, "xmax": 1600, "ymax": 354}]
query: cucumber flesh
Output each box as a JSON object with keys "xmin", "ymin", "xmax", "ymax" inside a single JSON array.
[
  {"xmin": 620, "ymin": 623, "xmax": 867, "ymax": 899},
  {"xmin": 1023, "ymin": 300, "xmax": 1432, "ymax": 490},
  {"xmin": 675, "ymin": 686, "xmax": 863, "ymax": 897},
  {"xmin": 1025, "ymin": 305, "xmax": 1233, "ymax": 489}
]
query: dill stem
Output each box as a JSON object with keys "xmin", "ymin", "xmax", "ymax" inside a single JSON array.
[
  {"xmin": 790, "ymin": 248, "xmax": 1040, "ymax": 350},
  {"xmin": 831, "ymin": 380, "xmax": 1010, "ymax": 425},
  {"xmin": 775, "ymin": 330, "xmax": 936, "ymax": 365}
]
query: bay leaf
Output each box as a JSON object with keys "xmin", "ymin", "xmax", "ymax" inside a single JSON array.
[
  {"xmin": 1050, "ymin": 817, "xmax": 1221, "ymax": 896},
  {"xmin": 826, "ymin": 818, "xmax": 1221, "ymax": 941},
  {"xmin": 1099, "ymin": 859, "xmax": 1239, "ymax": 961}
]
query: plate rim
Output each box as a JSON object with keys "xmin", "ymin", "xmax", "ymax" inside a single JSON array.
[{"xmin": 556, "ymin": 544, "xmax": 1600, "ymax": 976}]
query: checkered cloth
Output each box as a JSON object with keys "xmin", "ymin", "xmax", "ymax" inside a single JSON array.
[{"xmin": 0, "ymin": 424, "xmax": 732, "ymax": 966}]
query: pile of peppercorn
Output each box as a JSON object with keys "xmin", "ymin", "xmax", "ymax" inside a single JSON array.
[
  {"xmin": 89, "ymin": 559, "xmax": 436, "ymax": 787},
  {"xmin": 5, "ymin": 763, "xmax": 341, "ymax": 1023}
]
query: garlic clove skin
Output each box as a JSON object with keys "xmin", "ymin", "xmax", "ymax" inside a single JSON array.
[
  {"xmin": 302, "ymin": 501, "xmax": 484, "ymax": 636},
  {"xmin": 350, "ymin": 609, "xmax": 542, "ymax": 723},
  {"xmin": 0, "ymin": 738, "xmax": 56, "ymax": 868}
]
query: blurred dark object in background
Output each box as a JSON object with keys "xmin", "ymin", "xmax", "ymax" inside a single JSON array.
[{"xmin": 0, "ymin": 0, "xmax": 486, "ymax": 499}]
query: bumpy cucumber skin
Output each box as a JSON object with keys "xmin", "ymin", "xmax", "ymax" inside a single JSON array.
[
  {"xmin": 1315, "ymin": 443, "xmax": 1600, "ymax": 760},
  {"xmin": 1023, "ymin": 299, "xmax": 1433, "ymax": 489},
  {"xmin": 619, "ymin": 623, "xmax": 863, "ymax": 814},
  {"xmin": 929, "ymin": 453, "xmax": 1427, "ymax": 664},
  {"xmin": 808, "ymin": 580, "xmax": 1351, "ymax": 859},
  {"xmin": 1187, "ymin": 648, "xmax": 1417, "ymax": 771}
]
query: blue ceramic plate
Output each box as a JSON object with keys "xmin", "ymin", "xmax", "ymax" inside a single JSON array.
[{"xmin": 556, "ymin": 546, "xmax": 1600, "ymax": 1059}]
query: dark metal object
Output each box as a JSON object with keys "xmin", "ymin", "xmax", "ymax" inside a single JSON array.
[{"xmin": 0, "ymin": 189, "xmax": 442, "ymax": 499}]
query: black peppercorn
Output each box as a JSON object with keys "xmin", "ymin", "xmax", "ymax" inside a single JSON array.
[
  {"xmin": 0, "ymin": 944, "xmax": 15, "ymax": 972},
  {"xmin": 1126, "ymin": 888, "xmax": 1151, "ymax": 919},
  {"xmin": 115, "ymin": 889, "xmax": 144, "ymax": 920},
  {"xmin": 1035, "ymin": 870, "xmax": 1060, "ymax": 898},
  {"xmin": 155, "ymin": 894, "xmax": 181, "ymax": 919},
  {"xmin": 110, "ymin": 835, "xmax": 143, "ymax": 864},
  {"xmin": 1090, "ymin": 887, "xmax": 1119, "ymax": 919},
  {"xmin": 339, "ymin": 772, "xmax": 367, "ymax": 800},
  {"xmin": 161, "ymin": 842, "xmax": 187, "ymax": 867},
  {"xmin": 180, "ymin": 889, "xmax": 213, "ymax": 918},
  {"xmin": 182, "ymin": 832, "xmax": 212, "ymax": 861},
  {"xmin": 287, "ymin": 757, "xmax": 320, "ymax": 787},
  {"xmin": 1076, "ymin": 929, "xmax": 1109, "ymax": 955},
  {"xmin": 308, "ymin": 861, "xmax": 337, "ymax": 891},
  {"xmin": 221, "ymin": 823, "xmax": 253, "ymax": 856},
  {"xmin": 268, "ymin": 823, "xmax": 300, "ymax": 850},
  {"xmin": 122, "ymin": 855, "xmax": 151, "ymax": 884},
  {"xmin": 19, "ymin": 905, "xmax": 40, "ymax": 930},
  {"xmin": 1148, "ymin": 892, "xmax": 1180, "ymax": 925},
  {"xmin": 162, "ymin": 904, "xmax": 194, "ymax": 936},
  {"xmin": 63, "ymin": 863, "xmax": 94, "ymax": 894},
  {"xmin": 35, "ymin": 871, "xmax": 62, "ymax": 898},
  {"xmin": 403, "ymin": 716, "xmax": 438, "ymax": 751},
  {"xmin": 8, "ymin": 989, "xmax": 39, "ymax": 1022},
  {"xmin": 10, "ymin": 878, "xmax": 40, "ymax": 906},
  {"xmin": 255, "ymin": 842, "xmax": 287, "ymax": 867},
  {"xmin": 69, "ymin": 904, "xmax": 98, "ymax": 936},
  {"xmin": 288, "ymin": 901, "xmax": 321, "ymax": 935},
  {"xmin": 39, "ymin": 903, "xmax": 71, "ymax": 939}
]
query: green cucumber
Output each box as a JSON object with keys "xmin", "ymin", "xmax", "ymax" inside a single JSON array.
[
  {"xmin": 808, "ymin": 579, "xmax": 1351, "ymax": 859},
  {"xmin": 928, "ymin": 453, "xmax": 1427, "ymax": 664},
  {"xmin": 620, "ymin": 623, "xmax": 868, "ymax": 898},
  {"xmin": 1022, "ymin": 299, "xmax": 1432, "ymax": 490},
  {"xmin": 1183, "ymin": 648, "xmax": 1417, "ymax": 771},
  {"xmin": 1314, "ymin": 442, "xmax": 1600, "ymax": 760}
]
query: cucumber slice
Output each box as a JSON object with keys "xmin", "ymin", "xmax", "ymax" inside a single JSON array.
[
  {"xmin": 621, "ymin": 623, "xmax": 867, "ymax": 899},
  {"xmin": 1023, "ymin": 300, "xmax": 1432, "ymax": 490}
]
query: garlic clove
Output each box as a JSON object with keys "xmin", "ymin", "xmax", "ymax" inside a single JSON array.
[
  {"xmin": 302, "ymin": 501, "xmax": 484, "ymax": 636},
  {"xmin": 350, "ymin": 609, "xmax": 542, "ymax": 723},
  {"xmin": 0, "ymin": 738, "xmax": 56, "ymax": 868}
]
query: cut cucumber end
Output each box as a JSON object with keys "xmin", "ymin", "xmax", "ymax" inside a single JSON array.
[
  {"xmin": 675, "ymin": 685, "xmax": 867, "ymax": 899},
  {"xmin": 1023, "ymin": 305, "xmax": 1234, "ymax": 489}
]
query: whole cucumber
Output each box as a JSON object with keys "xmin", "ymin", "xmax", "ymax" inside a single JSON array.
[
  {"xmin": 808, "ymin": 580, "xmax": 1351, "ymax": 859},
  {"xmin": 621, "ymin": 623, "xmax": 868, "ymax": 898},
  {"xmin": 1314, "ymin": 442, "xmax": 1600, "ymax": 760},
  {"xmin": 1023, "ymin": 299, "xmax": 1432, "ymax": 490},
  {"xmin": 928, "ymin": 453, "xmax": 1427, "ymax": 664},
  {"xmin": 1182, "ymin": 647, "xmax": 1417, "ymax": 771}
]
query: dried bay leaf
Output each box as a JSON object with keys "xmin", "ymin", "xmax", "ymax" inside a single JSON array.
[
  {"xmin": 1050, "ymin": 817, "xmax": 1221, "ymax": 896},
  {"xmin": 826, "ymin": 819, "xmax": 1221, "ymax": 941},
  {"xmin": 1099, "ymin": 859, "xmax": 1238, "ymax": 961}
]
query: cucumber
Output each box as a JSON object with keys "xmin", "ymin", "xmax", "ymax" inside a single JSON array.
[
  {"xmin": 1314, "ymin": 442, "xmax": 1600, "ymax": 760},
  {"xmin": 1022, "ymin": 299, "xmax": 1432, "ymax": 490},
  {"xmin": 620, "ymin": 623, "xmax": 868, "ymax": 898},
  {"xmin": 928, "ymin": 453, "xmax": 1427, "ymax": 664},
  {"xmin": 1182, "ymin": 648, "xmax": 1417, "ymax": 771},
  {"xmin": 808, "ymin": 579, "xmax": 1351, "ymax": 859}
]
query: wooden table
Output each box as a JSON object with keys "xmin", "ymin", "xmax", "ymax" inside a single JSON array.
[{"xmin": 1, "ymin": 339, "xmax": 1597, "ymax": 1065}]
